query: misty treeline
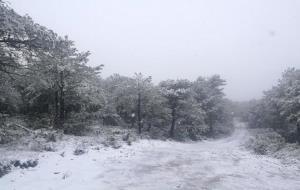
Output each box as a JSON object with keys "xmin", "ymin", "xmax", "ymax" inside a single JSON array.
[
  {"xmin": 0, "ymin": 1, "xmax": 233, "ymax": 140},
  {"xmin": 245, "ymin": 68, "xmax": 300, "ymax": 143}
]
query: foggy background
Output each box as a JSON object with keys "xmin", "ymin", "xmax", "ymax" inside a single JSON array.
[{"xmin": 8, "ymin": 0, "xmax": 300, "ymax": 101}]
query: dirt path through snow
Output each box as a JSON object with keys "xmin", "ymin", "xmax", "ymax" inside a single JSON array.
[{"xmin": 1, "ymin": 122, "xmax": 300, "ymax": 190}]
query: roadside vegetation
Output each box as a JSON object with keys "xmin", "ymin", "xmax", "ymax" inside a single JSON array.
[{"xmin": 233, "ymin": 68, "xmax": 300, "ymax": 161}]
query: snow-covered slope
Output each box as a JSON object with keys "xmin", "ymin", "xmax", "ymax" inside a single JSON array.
[{"xmin": 1, "ymin": 122, "xmax": 300, "ymax": 190}]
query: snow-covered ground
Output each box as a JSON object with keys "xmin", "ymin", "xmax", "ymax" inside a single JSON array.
[{"xmin": 1, "ymin": 122, "xmax": 300, "ymax": 190}]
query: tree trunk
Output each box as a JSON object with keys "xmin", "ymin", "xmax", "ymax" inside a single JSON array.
[
  {"xmin": 59, "ymin": 71, "xmax": 65, "ymax": 127},
  {"xmin": 297, "ymin": 124, "xmax": 300, "ymax": 144},
  {"xmin": 170, "ymin": 108, "xmax": 176, "ymax": 138},
  {"xmin": 59, "ymin": 87, "xmax": 64, "ymax": 121},
  {"xmin": 147, "ymin": 123, "xmax": 152, "ymax": 132},
  {"xmin": 208, "ymin": 116, "xmax": 213, "ymax": 136},
  {"xmin": 54, "ymin": 90, "xmax": 60, "ymax": 128},
  {"xmin": 131, "ymin": 114, "xmax": 135, "ymax": 128},
  {"xmin": 137, "ymin": 91, "xmax": 142, "ymax": 134}
]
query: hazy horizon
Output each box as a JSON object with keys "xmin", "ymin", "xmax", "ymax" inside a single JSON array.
[{"xmin": 9, "ymin": 0, "xmax": 300, "ymax": 101}]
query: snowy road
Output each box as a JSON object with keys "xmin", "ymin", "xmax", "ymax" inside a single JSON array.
[{"xmin": 1, "ymin": 122, "xmax": 300, "ymax": 190}]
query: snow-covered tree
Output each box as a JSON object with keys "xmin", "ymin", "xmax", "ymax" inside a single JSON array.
[
  {"xmin": 0, "ymin": 1, "xmax": 56, "ymax": 75},
  {"xmin": 192, "ymin": 75, "xmax": 226, "ymax": 135},
  {"xmin": 159, "ymin": 79, "xmax": 191, "ymax": 137},
  {"xmin": 22, "ymin": 36, "xmax": 102, "ymax": 128},
  {"xmin": 103, "ymin": 73, "xmax": 162, "ymax": 134},
  {"xmin": 248, "ymin": 68, "xmax": 300, "ymax": 143}
]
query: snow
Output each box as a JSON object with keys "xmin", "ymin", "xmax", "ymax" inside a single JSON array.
[{"xmin": 1, "ymin": 122, "xmax": 300, "ymax": 190}]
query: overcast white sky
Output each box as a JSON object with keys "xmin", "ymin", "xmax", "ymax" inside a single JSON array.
[{"xmin": 8, "ymin": 0, "xmax": 300, "ymax": 101}]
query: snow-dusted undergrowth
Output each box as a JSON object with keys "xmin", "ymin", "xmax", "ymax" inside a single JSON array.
[{"xmin": 1, "ymin": 122, "xmax": 300, "ymax": 190}]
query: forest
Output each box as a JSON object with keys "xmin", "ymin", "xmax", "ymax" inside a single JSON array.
[
  {"xmin": 0, "ymin": 1, "xmax": 300, "ymax": 189},
  {"xmin": 0, "ymin": 1, "xmax": 234, "ymax": 141}
]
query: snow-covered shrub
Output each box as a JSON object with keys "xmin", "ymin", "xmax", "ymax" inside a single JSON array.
[
  {"xmin": 277, "ymin": 123, "xmax": 299, "ymax": 143},
  {"xmin": 12, "ymin": 160, "xmax": 38, "ymax": 169},
  {"xmin": 34, "ymin": 129, "xmax": 63, "ymax": 142},
  {"xmin": 73, "ymin": 148, "xmax": 86, "ymax": 155},
  {"xmin": 45, "ymin": 133, "xmax": 57, "ymax": 142},
  {"xmin": 122, "ymin": 133, "xmax": 134, "ymax": 145},
  {"xmin": 27, "ymin": 116, "xmax": 51, "ymax": 130},
  {"xmin": 273, "ymin": 143, "xmax": 300, "ymax": 163},
  {"xmin": 246, "ymin": 129, "xmax": 285, "ymax": 155},
  {"xmin": 102, "ymin": 114, "xmax": 123, "ymax": 126},
  {"xmin": 173, "ymin": 125, "xmax": 207, "ymax": 141},
  {"xmin": 29, "ymin": 140, "xmax": 56, "ymax": 152},
  {"xmin": 173, "ymin": 127, "xmax": 189, "ymax": 141},
  {"xmin": 212, "ymin": 122, "xmax": 235, "ymax": 138},
  {"xmin": 143, "ymin": 124, "xmax": 208, "ymax": 141},
  {"xmin": 43, "ymin": 145, "xmax": 56, "ymax": 152},
  {"xmin": 103, "ymin": 136, "xmax": 122, "ymax": 149},
  {"xmin": 0, "ymin": 124, "xmax": 27, "ymax": 144},
  {"xmin": 0, "ymin": 128, "xmax": 13, "ymax": 144},
  {"xmin": 0, "ymin": 163, "xmax": 11, "ymax": 178},
  {"xmin": 145, "ymin": 126, "xmax": 168, "ymax": 140},
  {"xmin": 63, "ymin": 111, "xmax": 102, "ymax": 136},
  {"xmin": 63, "ymin": 122, "xmax": 90, "ymax": 136},
  {"xmin": 0, "ymin": 160, "xmax": 38, "ymax": 178}
]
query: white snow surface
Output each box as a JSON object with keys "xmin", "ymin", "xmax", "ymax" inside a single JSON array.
[{"xmin": 1, "ymin": 122, "xmax": 300, "ymax": 190}]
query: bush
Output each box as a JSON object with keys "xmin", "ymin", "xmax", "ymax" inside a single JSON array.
[
  {"xmin": 246, "ymin": 129, "xmax": 285, "ymax": 155},
  {"xmin": 11, "ymin": 160, "xmax": 38, "ymax": 169},
  {"xmin": 28, "ymin": 140, "xmax": 56, "ymax": 152},
  {"xmin": 173, "ymin": 125, "xmax": 207, "ymax": 141},
  {"xmin": 0, "ymin": 128, "xmax": 13, "ymax": 144},
  {"xmin": 73, "ymin": 148, "xmax": 86, "ymax": 155},
  {"xmin": 0, "ymin": 164, "xmax": 11, "ymax": 178},
  {"xmin": 0, "ymin": 160, "xmax": 38, "ymax": 178},
  {"xmin": 27, "ymin": 116, "xmax": 51, "ymax": 129},
  {"xmin": 63, "ymin": 122, "xmax": 90, "ymax": 136},
  {"xmin": 63, "ymin": 112, "xmax": 104, "ymax": 136},
  {"xmin": 277, "ymin": 123, "xmax": 298, "ymax": 143},
  {"xmin": 0, "ymin": 124, "xmax": 27, "ymax": 144},
  {"xmin": 212, "ymin": 122, "xmax": 234, "ymax": 138},
  {"xmin": 146, "ymin": 126, "xmax": 168, "ymax": 140}
]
